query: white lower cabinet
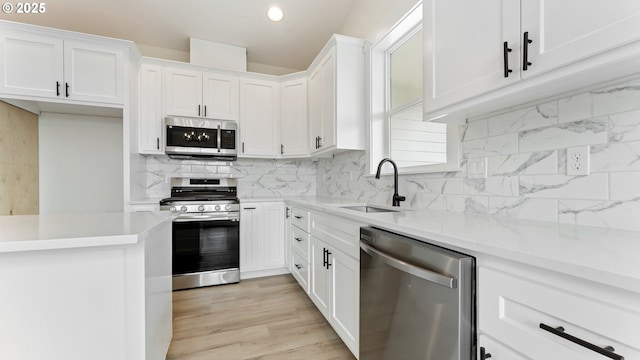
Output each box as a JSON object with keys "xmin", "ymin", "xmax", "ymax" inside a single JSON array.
[
  {"xmin": 239, "ymin": 202, "xmax": 286, "ymax": 279},
  {"xmin": 478, "ymin": 334, "xmax": 529, "ymax": 360},
  {"xmin": 308, "ymin": 210, "xmax": 361, "ymax": 358},
  {"xmin": 478, "ymin": 263, "xmax": 640, "ymax": 360}
]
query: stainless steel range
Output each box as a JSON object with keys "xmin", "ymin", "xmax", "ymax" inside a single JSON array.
[{"xmin": 160, "ymin": 177, "xmax": 240, "ymax": 290}]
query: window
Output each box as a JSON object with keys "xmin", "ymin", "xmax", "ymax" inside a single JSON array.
[{"xmin": 367, "ymin": 1, "xmax": 461, "ymax": 175}]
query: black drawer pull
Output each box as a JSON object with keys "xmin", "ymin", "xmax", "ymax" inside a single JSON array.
[
  {"xmin": 523, "ymin": 31, "xmax": 533, "ymax": 71},
  {"xmin": 294, "ymin": 237, "xmax": 303, "ymax": 242},
  {"xmin": 539, "ymin": 323, "xmax": 624, "ymax": 360},
  {"xmin": 294, "ymin": 215, "xmax": 303, "ymax": 219},
  {"xmin": 56, "ymin": 81, "xmax": 60, "ymax": 96},
  {"xmin": 243, "ymin": 207, "xmax": 256, "ymax": 210},
  {"xmin": 503, "ymin": 41, "xmax": 512, "ymax": 78},
  {"xmin": 294, "ymin": 264, "xmax": 302, "ymax": 270},
  {"xmin": 480, "ymin": 347, "xmax": 491, "ymax": 359}
]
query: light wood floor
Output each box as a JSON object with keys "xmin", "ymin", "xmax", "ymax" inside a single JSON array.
[{"xmin": 166, "ymin": 274, "xmax": 356, "ymax": 360}]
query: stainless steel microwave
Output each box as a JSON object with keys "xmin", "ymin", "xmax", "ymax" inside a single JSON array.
[{"xmin": 164, "ymin": 116, "xmax": 237, "ymax": 161}]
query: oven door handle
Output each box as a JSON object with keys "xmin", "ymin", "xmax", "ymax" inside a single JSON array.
[
  {"xmin": 360, "ymin": 241, "xmax": 457, "ymax": 289},
  {"xmin": 174, "ymin": 215, "xmax": 239, "ymax": 222}
]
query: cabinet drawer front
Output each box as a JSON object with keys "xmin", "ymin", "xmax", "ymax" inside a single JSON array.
[
  {"xmin": 291, "ymin": 226, "xmax": 309, "ymax": 260},
  {"xmin": 290, "ymin": 249, "xmax": 309, "ymax": 293},
  {"xmin": 310, "ymin": 212, "xmax": 361, "ymax": 259},
  {"xmin": 479, "ymin": 267, "xmax": 640, "ymax": 360},
  {"xmin": 291, "ymin": 207, "xmax": 310, "ymax": 232},
  {"xmin": 478, "ymin": 334, "xmax": 530, "ymax": 360}
]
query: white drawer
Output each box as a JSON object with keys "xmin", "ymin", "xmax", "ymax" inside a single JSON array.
[
  {"xmin": 290, "ymin": 249, "xmax": 309, "ymax": 294},
  {"xmin": 291, "ymin": 207, "xmax": 310, "ymax": 232},
  {"xmin": 479, "ymin": 266, "xmax": 640, "ymax": 360},
  {"xmin": 478, "ymin": 334, "xmax": 529, "ymax": 360},
  {"xmin": 291, "ymin": 225, "xmax": 310, "ymax": 261},
  {"xmin": 310, "ymin": 211, "xmax": 362, "ymax": 259}
]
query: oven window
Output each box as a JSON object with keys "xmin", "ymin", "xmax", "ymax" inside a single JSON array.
[
  {"xmin": 172, "ymin": 220, "xmax": 239, "ymax": 275},
  {"xmin": 166, "ymin": 125, "xmax": 218, "ymax": 149}
]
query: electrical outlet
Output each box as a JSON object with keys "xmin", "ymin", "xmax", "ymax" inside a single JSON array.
[
  {"xmin": 468, "ymin": 157, "xmax": 488, "ymax": 179},
  {"xmin": 567, "ymin": 146, "xmax": 590, "ymax": 176}
]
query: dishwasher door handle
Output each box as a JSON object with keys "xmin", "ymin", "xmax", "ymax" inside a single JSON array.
[{"xmin": 360, "ymin": 240, "xmax": 457, "ymax": 289}]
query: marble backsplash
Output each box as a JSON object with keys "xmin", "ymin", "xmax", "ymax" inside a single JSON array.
[
  {"xmin": 317, "ymin": 78, "xmax": 640, "ymax": 232},
  {"xmin": 144, "ymin": 156, "xmax": 317, "ymax": 199}
]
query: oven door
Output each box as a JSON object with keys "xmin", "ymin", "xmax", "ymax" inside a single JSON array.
[{"xmin": 172, "ymin": 215, "xmax": 240, "ymax": 277}]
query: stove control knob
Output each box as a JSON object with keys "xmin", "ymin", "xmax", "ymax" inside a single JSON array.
[
  {"xmin": 197, "ymin": 205, "xmax": 205, "ymax": 212},
  {"xmin": 180, "ymin": 206, "xmax": 188, "ymax": 212},
  {"xmin": 215, "ymin": 205, "xmax": 221, "ymax": 211},
  {"xmin": 225, "ymin": 205, "xmax": 231, "ymax": 211}
]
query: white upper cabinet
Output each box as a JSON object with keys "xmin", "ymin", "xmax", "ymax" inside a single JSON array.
[
  {"xmin": 138, "ymin": 62, "xmax": 163, "ymax": 154},
  {"xmin": 520, "ymin": 0, "xmax": 640, "ymax": 78},
  {"xmin": 202, "ymin": 72, "xmax": 240, "ymax": 120},
  {"xmin": 308, "ymin": 35, "xmax": 365, "ymax": 156},
  {"xmin": 239, "ymin": 77, "xmax": 280, "ymax": 157},
  {"xmin": 0, "ymin": 30, "xmax": 125, "ymax": 105},
  {"xmin": 424, "ymin": 0, "xmax": 640, "ymax": 118},
  {"xmin": 164, "ymin": 66, "xmax": 239, "ymax": 120},
  {"xmin": 280, "ymin": 75, "xmax": 308, "ymax": 157},
  {"xmin": 424, "ymin": 0, "xmax": 520, "ymax": 113},
  {"xmin": 164, "ymin": 67, "xmax": 202, "ymax": 117}
]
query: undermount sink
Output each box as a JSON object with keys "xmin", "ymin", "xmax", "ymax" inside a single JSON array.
[{"xmin": 340, "ymin": 205, "xmax": 400, "ymax": 213}]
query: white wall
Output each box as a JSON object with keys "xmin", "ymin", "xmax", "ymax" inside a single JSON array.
[{"xmin": 39, "ymin": 113, "xmax": 123, "ymax": 214}]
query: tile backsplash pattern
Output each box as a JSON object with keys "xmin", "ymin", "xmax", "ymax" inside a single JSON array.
[
  {"xmin": 145, "ymin": 156, "xmax": 317, "ymax": 199},
  {"xmin": 318, "ymin": 78, "xmax": 640, "ymax": 231}
]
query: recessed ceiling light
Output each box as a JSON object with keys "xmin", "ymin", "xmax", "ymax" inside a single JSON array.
[{"xmin": 267, "ymin": 6, "xmax": 284, "ymax": 22}]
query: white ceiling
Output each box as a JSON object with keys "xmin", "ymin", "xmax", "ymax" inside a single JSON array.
[{"xmin": 1, "ymin": 0, "xmax": 419, "ymax": 74}]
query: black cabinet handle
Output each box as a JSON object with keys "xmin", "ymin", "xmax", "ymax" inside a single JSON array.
[
  {"xmin": 281, "ymin": 144, "xmax": 284, "ymax": 155},
  {"xmin": 295, "ymin": 264, "xmax": 302, "ymax": 270},
  {"xmin": 242, "ymin": 142, "xmax": 245, "ymax": 153},
  {"xmin": 480, "ymin": 347, "xmax": 492, "ymax": 359},
  {"xmin": 503, "ymin": 41, "xmax": 513, "ymax": 78},
  {"xmin": 294, "ymin": 215, "xmax": 302, "ymax": 219},
  {"xmin": 243, "ymin": 207, "xmax": 256, "ymax": 210},
  {"xmin": 539, "ymin": 323, "xmax": 624, "ymax": 360},
  {"xmin": 65, "ymin": 82, "xmax": 69, "ymax": 97},
  {"xmin": 56, "ymin": 81, "xmax": 60, "ymax": 96},
  {"xmin": 323, "ymin": 248, "xmax": 328, "ymax": 268},
  {"xmin": 286, "ymin": 207, "xmax": 291, "ymax": 219},
  {"xmin": 156, "ymin": 137, "xmax": 160, "ymax": 150},
  {"xmin": 204, "ymin": 105, "xmax": 207, "ymax": 117},
  {"xmin": 198, "ymin": 104, "xmax": 201, "ymax": 116},
  {"xmin": 295, "ymin": 237, "xmax": 303, "ymax": 242},
  {"xmin": 523, "ymin": 31, "xmax": 533, "ymax": 71}
]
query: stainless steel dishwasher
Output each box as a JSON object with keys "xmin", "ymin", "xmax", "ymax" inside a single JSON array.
[{"xmin": 360, "ymin": 227, "xmax": 475, "ymax": 360}]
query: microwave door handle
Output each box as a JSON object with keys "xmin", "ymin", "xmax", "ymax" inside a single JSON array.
[{"xmin": 217, "ymin": 124, "xmax": 221, "ymax": 153}]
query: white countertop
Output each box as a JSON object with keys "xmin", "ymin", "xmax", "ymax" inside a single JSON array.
[
  {"xmin": 0, "ymin": 211, "xmax": 174, "ymax": 253},
  {"xmin": 285, "ymin": 197, "xmax": 640, "ymax": 293}
]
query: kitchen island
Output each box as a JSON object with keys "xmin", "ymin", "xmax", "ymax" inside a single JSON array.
[{"xmin": 0, "ymin": 211, "xmax": 174, "ymax": 360}]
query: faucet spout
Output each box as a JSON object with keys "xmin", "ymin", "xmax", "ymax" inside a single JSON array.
[{"xmin": 375, "ymin": 158, "xmax": 406, "ymax": 207}]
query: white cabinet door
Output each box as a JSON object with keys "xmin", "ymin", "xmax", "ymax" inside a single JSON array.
[
  {"xmin": 319, "ymin": 50, "xmax": 336, "ymax": 150},
  {"xmin": 310, "ymin": 236, "xmax": 331, "ymax": 317},
  {"xmin": 138, "ymin": 63, "xmax": 163, "ymax": 154},
  {"xmin": 240, "ymin": 202, "xmax": 285, "ymax": 277},
  {"xmin": 164, "ymin": 67, "xmax": 202, "ymax": 117},
  {"xmin": 423, "ymin": 0, "xmax": 521, "ymax": 114},
  {"xmin": 280, "ymin": 77, "xmax": 308, "ymax": 157},
  {"xmin": 478, "ymin": 334, "xmax": 530, "ymax": 360},
  {"xmin": 239, "ymin": 78, "xmax": 280, "ymax": 157},
  {"xmin": 521, "ymin": 0, "xmax": 640, "ymax": 78},
  {"xmin": 239, "ymin": 205, "xmax": 261, "ymax": 273},
  {"xmin": 308, "ymin": 67, "xmax": 323, "ymax": 153},
  {"xmin": 202, "ymin": 72, "xmax": 239, "ymax": 120},
  {"xmin": 0, "ymin": 31, "xmax": 63, "ymax": 98},
  {"xmin": 330, "ymin": 247, "xmax": 359, "ymax": 355},
  {"xmin": 262, "ymin": 202, "xmax": 285, "ymax": 268},
  {"xmin": 63, "ymin": 40, "xmax": 125, "ymax": 104}
]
